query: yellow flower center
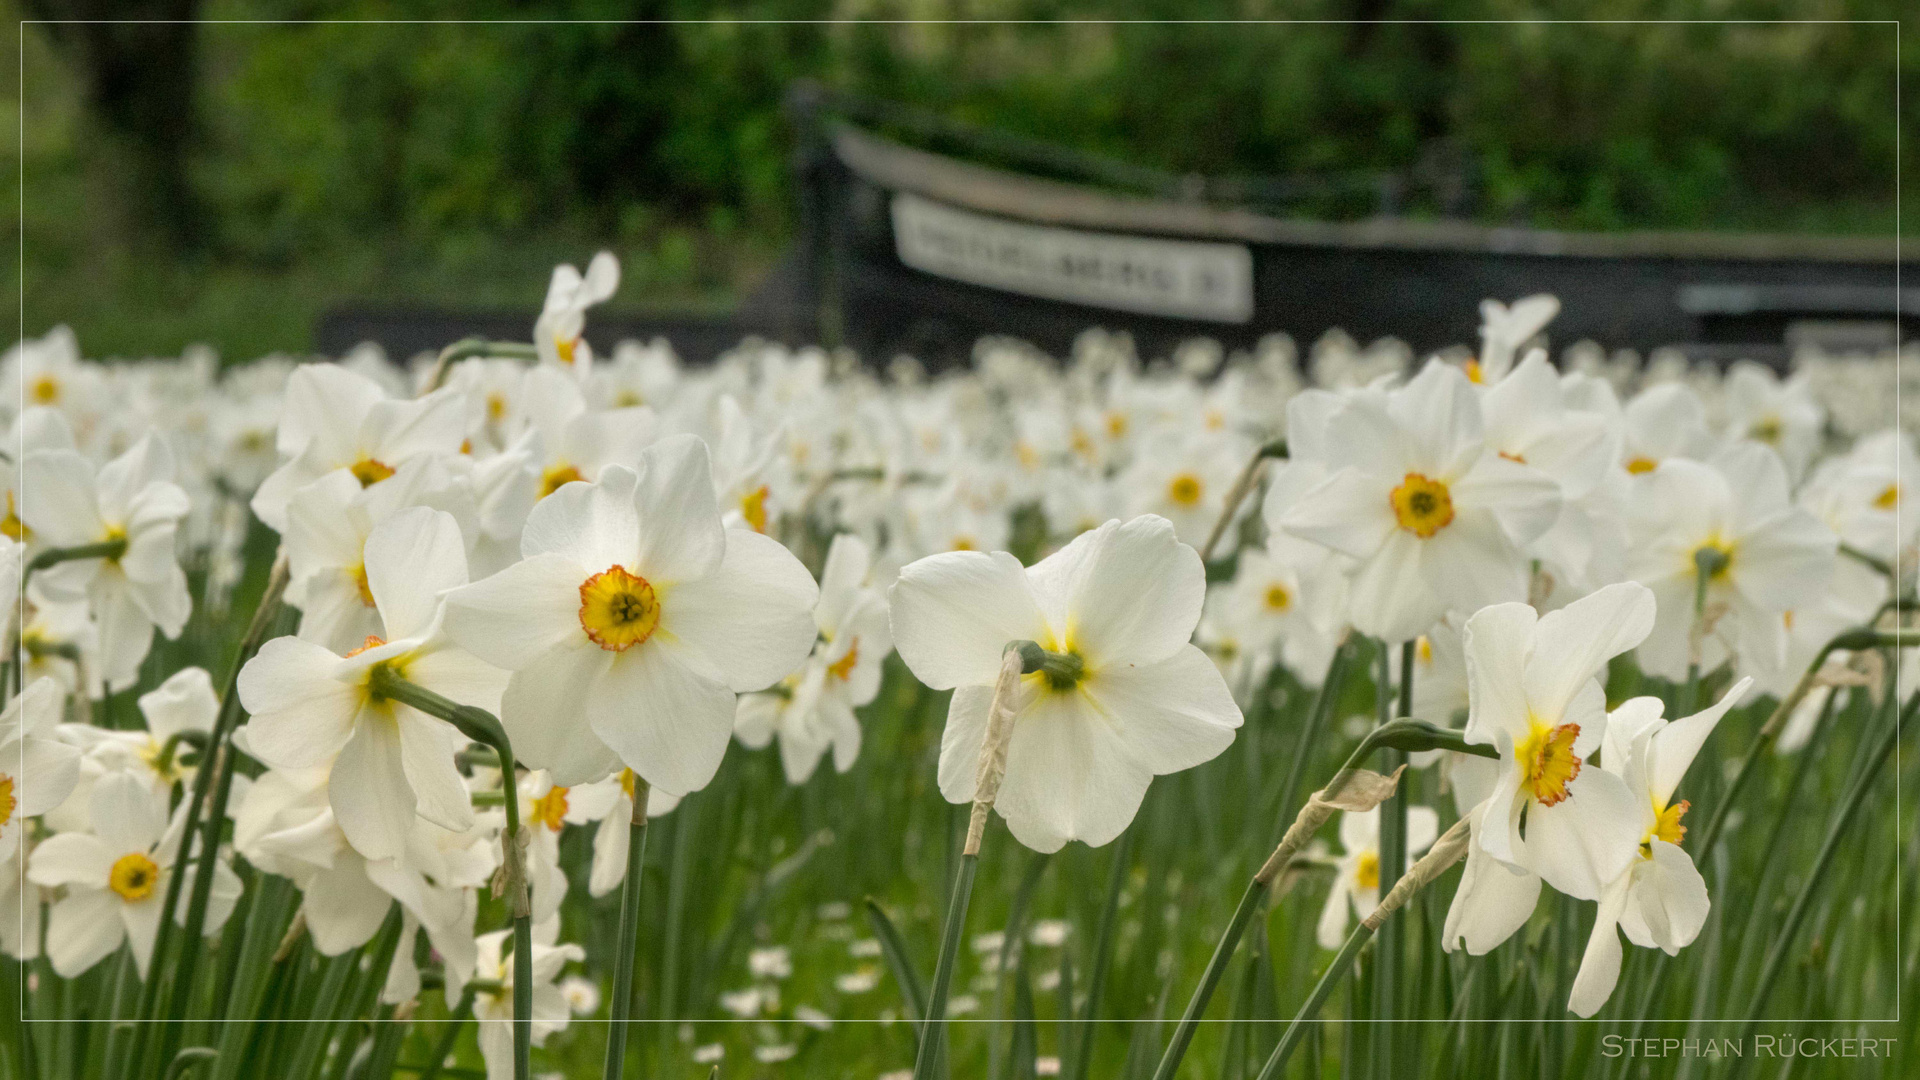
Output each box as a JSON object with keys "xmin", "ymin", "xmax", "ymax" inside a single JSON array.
[
  {"xmin": 1, "ymin": 491, "xmax": 27, "ymax": 542},
  {"xmin": 1416, "ymin": 635, "xmax": 1433, "ymax": 664},
  {"xmin": 1355, "ymin": 850, "xmax": 1380, "ymax": 891},
  {"xmin": 579, "ymin": 566, "xmax": 660, "ymax": 652},
  {"xmin": 0, "ymin": 774, "xmax": 14, "ymax": 827},
  {"xmin": 1875, "ymin": 484, "xmax": 1901, "ymax": 510},
  {"xmin": 1642, "ymin": 798, "xmax": 1690, "ymax": 858},
  {"xmin": 1498, "ymin": 449, "xmax": 1527, "ymax": 464},
  {"xmin": 350, "ymin": 458, "xmax": 396, "ymax": 487},
  {"xmin": 740, "ymin": 485, "xmax": 771, "ymax": 534},
  {"xmin": 1517, "ymin": 721, "xmax": 1582, "ymax": 807},
  {"xmin": 531, "ymin": 786, "xmax": 570, "ymax": 831},
  {"xmin": 1464, "ymin": 359, "xmax": 1484, "ymax": 385},
  {"xmin": 620, "ymin": 768, "xmax": 637, "ymax": 800},
  {"xmin": 556, "ymin": 336, "xmax": 579, "ymax": 367},
  {"xmin": 613, "ymin": 390, "xmax": 643, "ymax": 408},
  {"xmin": 1388, "ymin": 473, "xmax": 1455, "ymax": 538},
  {"xmin": 1263, "ymin": 584, "xmax": 1291, "ymax": 612},
  {"xmin": 485, "ymin": 392, "xmax": 508, "ymax": 420},
  {"xmin": 1748, "ymin": 416, "xmax": 1782, "ymax": 444},
  {"xmin": 1167, "ymin": 473, "xmax": 1204, "ymax": 507},
  {"xmin": 352, "ymin": 563, "xmax": 375, "ymax": 607},
  {"xmin": 109, "ymin": 852, "xmax": 160, "ymax": 901},
  {"xmin": 1105, "ymin": 412, "xmax": 1128, "ymax": 439},
  {"xmin": 827, "ymin": 639, "xmax": 860, "ymax": 681},
  {"xmin": 539, "ymin": 464, "xmax": 585, "ymax": 499},
  {"xmin": 1625, "ymin": 456, "xmax": 1658, "ymax": 475},
  {"xmin": 31, "ymin": 375, "xmax": 60, "ymax": 404},
  {"xmin": 950, "ymin": 537, "xmax": 976, "ymax": 552}
]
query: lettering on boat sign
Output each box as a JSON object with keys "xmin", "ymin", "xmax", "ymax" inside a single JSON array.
[{"xmin": 890, "ymin": 193, "xmax": 1255, "ymax": 323}]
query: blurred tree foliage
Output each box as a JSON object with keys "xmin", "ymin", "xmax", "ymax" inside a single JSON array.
[{"xmin": 9, "ymin": 2, "xmax": 1913, "ymax": 357}]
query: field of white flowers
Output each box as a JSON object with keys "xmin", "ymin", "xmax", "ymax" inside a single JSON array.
[{"xmin": 2, "ymin": 254, "xmax": 1913, "ymax": 1080}]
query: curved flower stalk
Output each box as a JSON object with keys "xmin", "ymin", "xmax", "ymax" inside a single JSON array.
[
  {"xmin": 1567, "ymin": 677, "xmax": 1752, "ymax": 1016},
  {"xmin": 21, "ymin": 433, "xmax": 192, "ymax": 691},
  {"xmin": 443, "ymin": 435, "xmax": 818, "ymax": 794},
  {"xmin": 27, "ymin": 771, "xmax": 241, "ymax": 977},
  {"xmin": 1276, "ymin": 361, "xmax": 1561, "ymax": 643},
  {"xmin": 239, "ymin": 507, "xmax": 508, "ymax": 861}
]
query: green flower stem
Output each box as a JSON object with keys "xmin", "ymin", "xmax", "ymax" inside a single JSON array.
[
  {"xmin": 1371, "ymin": 640, "xmax": 1416, "ymax": 1074},
  {"xmin": 134, "ymin": 553, "xmax": 291, "ymax": 1075},
  {"xmin": 914, "ymin": 642, "xmax": 1047, "ymax": 1080},
  {"xmin": 914, "ymin": 851, "xmax": 978, "ymax": 1080},
  {"xmin": 416, "ymin": 989, "xmax": 477, "ymax": 1080},
  {"xmin": 366, "ymin": 666, "xmax": 532, "ymax": 1080},
  {"xmin": 1256, "ymin": 818, "xmax": 1472, "ymax": 1080},
  {"xmin": 601, "ymin": 774, "xmax": 653, "ymax": 1080},
  {"xmin": 1268, "ymin": 638, "xmax": 1355, "ymax": 850},
  {"xmin": 1066, "ymin": 826, "xmax": 1131, "ymax": 1080},
  {"xmin": 1738, "ymin": 685, "xmax": 1914, "ymax": 1034},
  {"xmin": 1199, "ymin": 438, "xmax": 1288, "ymax": 563},
  {"xmin": 1150, "ymin": 717, "xmax": 1490, "ymax": 1080},
  {"xmin": 423, "ymin": 339, "xmax": 538, "ymax": 391}
]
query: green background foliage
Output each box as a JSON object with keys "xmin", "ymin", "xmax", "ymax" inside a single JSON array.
[{"xmin": 4, "ymin": 4, "xmax": 1913, "ymax": 360}]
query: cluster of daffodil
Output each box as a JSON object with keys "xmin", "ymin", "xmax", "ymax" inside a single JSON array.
[{"xmin": 2, "ymin": 254, "xmax": 1913, "ymax": 1080}]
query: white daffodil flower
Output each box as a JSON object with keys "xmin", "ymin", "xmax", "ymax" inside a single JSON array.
[
  {"xmin": 250, "ymin": 363, "xmax": 466, "ymax": 533},
  {"xmin": 1118, "ymin": 429, "xmax": 1254, "ymax": 547},
  {"xmin": 63, "ymin": 666, "xmax": 218, "ymax": 796},
  {"xmin": 1617, "ymin": 383, "xmax": 1714, "ymax": 478},
  {"xmin": 1220, "ymin": 534, "xmax": 1348, "ymax": 682},
  {"xmin": 472, "ymin": 926, "xmax": 584, "ymax": 1080},
  {"xmin": 1461, "ymin": 582, "xmax": 1654, "ymax": 901},
  {"xmin": 283, "ymin": 456, "xmax": 477, "ymax": 654},
  {"xmin": 889, "ymin": 514, "xmax": 1242, "ymax": 852},
  {"xmin": 1625, "ymin": 444, "xmax": 1836, "ymax": 682},
  {"xmin": 1316, "ymin": 804, "xmax": 1439, "ymax": 949},
  {"xmin": 1478, "ymin": 351, "xmax": 1627, "ymax": 593},
  {"xmin": 534, "ymin": 251, "xmax": 620, "ymax": 379},
  {"xmin": 0, "ymin": 678, "xmax": 81, "ymax": 863},
  {"xmin": 1278, "ymin": 361, "xmax": 1562, "ymax": 643},
  {"xmin": 1472, "ymin": 294, "xmax": 1560, "ymax": 385},
  {"xmin": 22, "ymin": 434, "xmax": 192, "ymax": 692},
  {"xmin": 710, "ymin": 394, "xmax": 787, "ymax": 535},
  {"xmin": 239, "ymin": 507, "xmax": 509, "ymax": 861},
  {"xmin": 444, "ymin": 435, "xmax": 819, "ymax": 793},
  {"xmin": 1440, "ymin": 750, "xmax": 1542, "ymax": 955},
  {"xmin": 27, "ymin": 771, "xmax": 241, "ymax": 977},
  {"xmin": 1566, "ymin": 678, "xmax": 1751, "ymax": 1016},
  {"xmin": 1717, "ymin": 363, "xmax": 1824, "ymax": 482},
  {"xmin": 513, "ymin": 364, "xmax": 658, "ymax": 504},
  {"xmin": 234, "ymin": 764, "xmax": 485, "ymax": 1002},
  {"xmin": 0, "ymin": 840, "xmax": 45, "ymax": 960},
  {"xmin": 1797, "ymin": 428, "xmax": 1920, "ymax": 564},
  {"xmin": 735, "ymin": 533, "xmax": 892, "ymax": 784}
]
